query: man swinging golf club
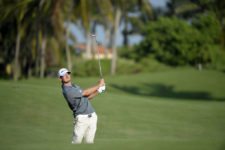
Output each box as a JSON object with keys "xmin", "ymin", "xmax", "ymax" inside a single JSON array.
[{"xmin": 58, "ymin": 68, "xmax": 105, "ymax": 144}]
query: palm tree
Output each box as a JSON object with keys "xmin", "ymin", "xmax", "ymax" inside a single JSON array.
[
  {"xmin": 51, "ymin": 0, "xmax": 75, "ymax": 73},
  {"xmin": 73, "ymin": 0, "xmax": 93, "ymax": 59},
  {"xmin": 95, "ymin": 0, "xmax": 114, "ymax": 58},
  {"xmin": 37, "ymin": 0, "xmax": 53, "ymax": 78},
  {"xmin": 111, "ymin": 0, "xmax": 153, "ymax": 75},
  {"xmin": 1, "ymin": 0, "xmax": 78, "ymax": 79},
  {"xmin": 64, "ymin": 1, "xmax": 74, "ymax": 72},
  {"xmin": 1, "ymin": 0, "xmax": 32, "ymax": 81},
  {"xmin": 110, "ymin": 7, "xmax": 122, "ymax": 75},
  {"xmin": 121, "ymin": 0, "xmax": 153, "ymax": 46},
  {"xmin": 36, "ymin": 0, "xmax": 71, "ymax": 78},
  {"xmin": 96, "ymin": 0, "xmax": 153, "ymax": 75},
  {"xmin": 94, "ymin": 0, "xmax": 123, "ymax": 75}
]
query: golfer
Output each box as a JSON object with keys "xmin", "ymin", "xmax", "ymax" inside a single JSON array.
[{"xmin": 58, "ymin": 68, "xmax": 105, "ymax": 144}]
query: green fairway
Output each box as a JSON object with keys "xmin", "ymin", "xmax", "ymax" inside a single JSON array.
[{"xmin": 0, "ymin": 68, "xmax": 225, "ymax": 150}]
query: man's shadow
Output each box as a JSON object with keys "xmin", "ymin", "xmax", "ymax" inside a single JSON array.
[{"xmin": 110, "ymin": 83, "xmax": 225, "ymax": 101}]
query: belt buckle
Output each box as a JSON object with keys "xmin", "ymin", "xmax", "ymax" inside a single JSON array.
[{"xmin": 88, "ymin": 114, "xmax": 92, "ymax": 118}]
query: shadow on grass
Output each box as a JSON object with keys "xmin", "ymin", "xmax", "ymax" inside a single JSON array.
[{"xmin": 110, "ymin": 83, "xmax": 225, "ymax": 101}]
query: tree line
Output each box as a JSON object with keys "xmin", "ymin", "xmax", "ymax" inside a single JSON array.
[
  {"xmin": 0, "ymin": 0, "xmax": 153, "ymax": 80},
  {"xmin": 121, "ymin": 0, "xmax": 225, "ymax": 71},
  {"xmin": 0, "ymin": 0, "xmax": 224, "ymax": 80}
]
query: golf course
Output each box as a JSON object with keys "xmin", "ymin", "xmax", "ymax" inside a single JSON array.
[{"xmin": 0, "ymin": 68, "xmax": 225, "ymax": 150}]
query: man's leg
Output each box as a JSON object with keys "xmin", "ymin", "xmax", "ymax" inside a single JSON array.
[
  {"xmin": 84, "ymin": 113, "xmax": 98, "ymax": 144},
  {"xmin": 72, "ymin": 116, "xmax": 88, "ymax": 144}
]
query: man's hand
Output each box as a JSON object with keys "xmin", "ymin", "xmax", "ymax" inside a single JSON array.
[
  {"xmin": 83, "ymin": 78, "xmax": 106, "ymax": 99},
  {"xmin": 98, "ymin": 79, "xmax": 105, "ymax": 87},
  {"xmin": 98, "ymin": 85, "xmax": 106, "ymax": 93},
  {"xmin": 98, "ymin": 79, "xmax": 106, "ymax": 93}
]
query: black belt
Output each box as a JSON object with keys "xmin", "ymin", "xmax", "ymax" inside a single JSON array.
[{"xmin": 75, "ymin": 112, "xmax": 94, "ymax": 118}]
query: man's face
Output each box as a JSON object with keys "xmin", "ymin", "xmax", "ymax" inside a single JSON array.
[{"xmin": 60, "ymin": 72, "xmax": 71, "ymax": 83}]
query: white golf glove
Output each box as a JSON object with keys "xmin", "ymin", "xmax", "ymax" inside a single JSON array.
[
  {"xmin": 101, "ymin": 85, "xmax": 106, "ymax": 91},
  {"xmin": 98, "ymin": 85, "xmax": 106, "ymax": 93}
]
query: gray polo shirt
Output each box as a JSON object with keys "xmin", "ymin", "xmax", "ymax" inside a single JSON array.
[{"xmin": 62, "ymin": 84, "xmax": 95, "ymax": 117}]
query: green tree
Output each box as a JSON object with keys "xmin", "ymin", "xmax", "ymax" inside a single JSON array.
[
  {"xmin": 72, "ymin": 0, "xmax": 94, "ymax": 59},
  {"xmin": 167, "ymin": 0, "xmax": 225, "ymax": 50},
  {"xmin": 0, "ymin": 0, "xmax": 35, "ymax": 80},
  {"xmin": 121, "ymin": 0, "xmax": 153, "ymax": 46},
  {"xmin": 134, "ymin": 17, "xmax": 216, "ymax": 66},
  {"xmin": 0, "ymin": 0, "xmax": 72, "ymax": 79}
]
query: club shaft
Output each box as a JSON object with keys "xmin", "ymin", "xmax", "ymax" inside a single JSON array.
[{"xmin": 92, "ymin": 35, "xmax": 103, "ymax": 78}]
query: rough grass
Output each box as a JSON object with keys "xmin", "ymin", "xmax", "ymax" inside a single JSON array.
[{"xmin": 0, "ymin": 68, "xmax": 225, "ymax": 150}]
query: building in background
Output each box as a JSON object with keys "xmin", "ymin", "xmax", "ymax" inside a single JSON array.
[{"xmin": 74, "ymin": 43, "xmax": 112, "ymax": 59}]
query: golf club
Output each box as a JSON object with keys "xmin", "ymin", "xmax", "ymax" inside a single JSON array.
[{"xmin": 90, "ymin": 34, "xmax": 103, "ymax": 79}]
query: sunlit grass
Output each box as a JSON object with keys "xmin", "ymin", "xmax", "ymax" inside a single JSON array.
[{"xmin": 0, "ymin": 68, "xmax": 225, "ymax": 150}]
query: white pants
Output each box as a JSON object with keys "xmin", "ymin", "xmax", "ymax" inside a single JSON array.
[{"xmin": 72, "ymin": 112, "xmax": 97, "ymax": 144}]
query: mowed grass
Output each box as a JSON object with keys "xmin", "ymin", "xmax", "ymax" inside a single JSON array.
[{"xmin": 0, "ymin": 68, "xmax": 225, "ymax": 150}]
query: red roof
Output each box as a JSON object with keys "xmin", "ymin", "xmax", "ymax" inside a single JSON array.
[{"xmin": 74, "ymin": 43, "xmax": 112, "ymax": 54}]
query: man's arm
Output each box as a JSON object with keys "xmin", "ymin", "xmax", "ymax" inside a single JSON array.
[
  {"xmin": 82, "ymin": 85, "xmax": 99, "ymax": 97},
  {"xmin": 87, "ymin": 91, "xmax": 98, "ymax": 100},
  {"xmin": 82, "ymin": 79, "xmax": 105, "ymax": 98}
]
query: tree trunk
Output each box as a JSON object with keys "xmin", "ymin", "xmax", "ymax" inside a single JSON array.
[
  {"xmin": 104, "ymin": 23, "xmax": 111, "ymax": 58},
  {"xmin": 65, "ymin": 26, "xmax": 72, "ymax": 71},
  {"xmin": 13, "ymin": 25, "xmax": 21, "ymax": 81},
  {"xmin": 111, "ymin": 8, "xmax": 121, "ymax": 75},
  {"xmin": 35, "ymin": 27, "xmax": 40, "ymax": 77},
  {"xmin": 220, "ymin": 22, "xmax": 225, "ymax": 50},
  {"xmin": 65, "ymin": 1, "xmax": 73, "ymax": 72},
  {"xmin": 123, "ymin": 15, "xmax": 129, "ymax": 46},
  {"xmin": 40, "ymin": 31, "xmax": 46, "ymax": 78},
  {"xmin": 85, "ymin": 32, "xmax": 92, "ymax": 59},
  {"xmin": 91, "ymin": 21, "xmax": 97, "ymax": 59}
]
